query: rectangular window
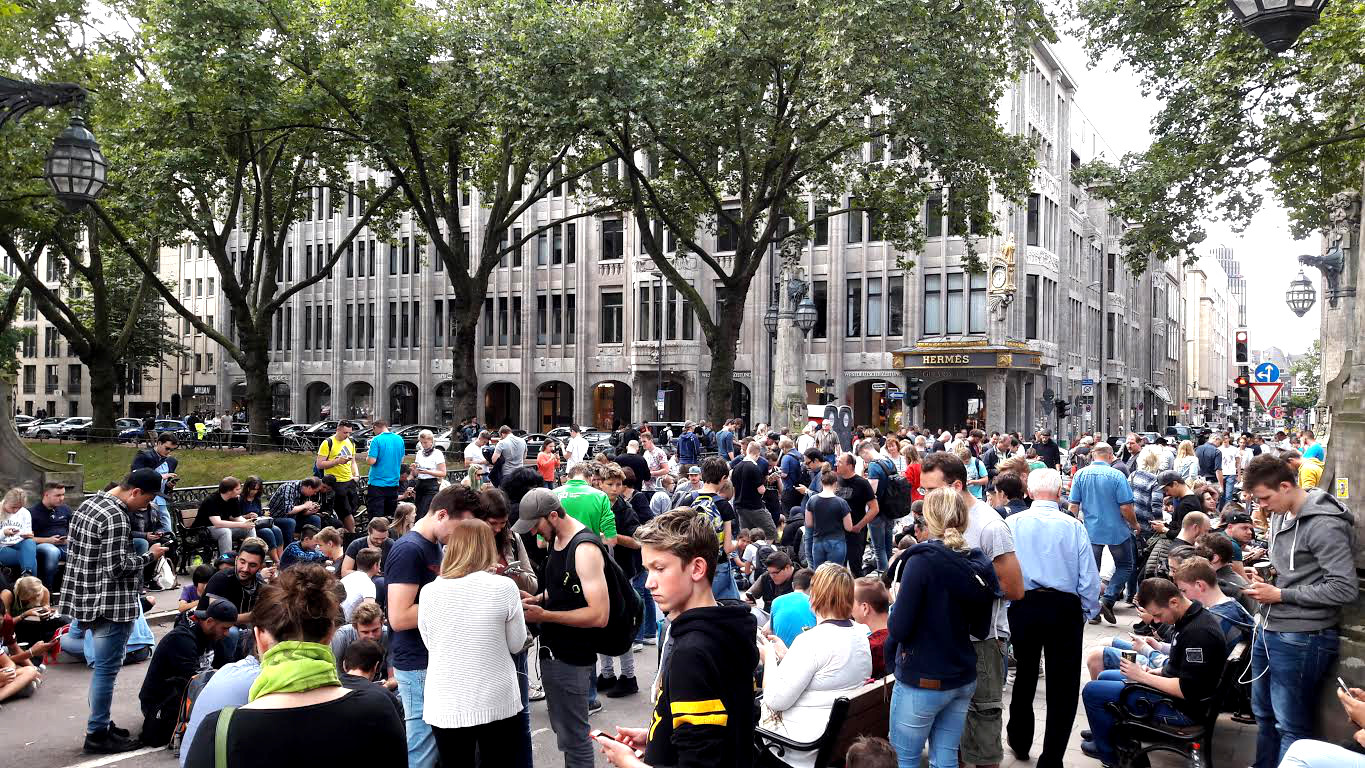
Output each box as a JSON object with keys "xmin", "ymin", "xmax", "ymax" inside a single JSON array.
[
  {"xmin": 1026, "ymin": 193, "xmax": 1040, "ymax": 247},
  {"xmin": 67, "ymin": 364, "xmax": 81, "ymax": 394},
  {"xmin": 1026, "ymin": 274, "xmax": 1039, "ymax": 339},
  {"xmin": 537, "ymin": 232, "xmax": 549, "ymax": 266},
  {"xmin": 347, "ymin": 182, "xmax": 355, "ymax": 217},
  {"xmin": 866, "ymin": 277, "xmax": 882, "ymax": 336},
  {"xmin": 434, "ymin": 301, "xmax": 444, "ymax": 347},
  {"xmin": 207, "ymin": 353, "xmax": 213, "ymax": 370},
  {"xmin": 483, "ymin": 298, "xmax": 494, "ymax": 345},
  {"xmin": 400, "ymin": 301, "xmax": 410, "ymax": 348},
  {"xmin": 552, "ymin": 226, "xmax": 563, "ymax": 264},
  {"xmin": 551, "ymin": 294, "xmax": 563, "ymax": 344},
  {"xmin": 814, "ymin": 203, "xmax": 829, "ymax": 246},
  {"xmin": 888, "ymin": 276, "xmax": 904, "ymax": 336},
  {"xmin": 461, "ymin": 168, "xmax": 471, "ymax": 206},
  {"xmin": 926, "ymin": 192, "xmax": 943, "ymax": 237},
  {"xmin": 398, "ymin": 237, "xmax": 408, "ymax": 274},
  {"xmin": 1106, "ymin": 251, "xmax": 1116, "ymax": 291},
  {"xmin": 367, "ymin": 240, "xmax": 376, "ymax": 275},
  {"xmin": 511, "ymin": 227, "xmax": 523, "ymax": 267},
  {"xmin": 274, "ymin": 311, "xmax": 283, "ymax": 350},
  {"xmin": 847, "ymin": 204, "xmax": 863, "ymax": 244},
  {"xmin": 389, "ymin": 242, "xmax": 398, "ymax": 274},
  {"xmin": 1107, "ymin": 312, "xmax": 1116, "ymax": 359},
  {"xmin": 510, "ymin": 297, "xmax": 520, "ymax": 346},
  {"xmin": 601, "ymin": 291, "xmax": 623, "ymax": 343},
  {"xmin": 184, "ymin": 279, "xmax": 191, "ymax": 297},
  {"xmin": 601, "ymin": 219, "xmax": 624, "ymax": 260},
  {"xmin": 923, "ymin": 274, "xmax": 942, "ymax": 335},
  {"xmin": 346, "ymin": 242, "xmax": 354, "ymax": 277},
  {"xmin": 325, "ymin": 305, "xmax": 333, "ymax": 348},
  {"xmin": 716, "ymin": 209, "xmax": 741, "ymax": 252},
  {"xmin": 638, "ymin": 284, "xmax": 652, "ymax": 341},
  {"xmin": 969, "ymin": 272, "xmax": 987, "ymax": 334},
  {"xmin": 497, "ymin": 297, "xmax": 508, "ymax": 346},
  {"xmin": 845, "ymin": 278, "xmax": 862, "ymax": 337},
  {"xmin": 315, "ymin": 307, "xmax": 323, "ymax": 350},
  {"xmin": 812, "ymin": 280, "xmax": 828, "ymax": 339},
  {"xmin": 315, "ymin": 187, "xmax": 324, "ymax": 219},
  {"xmin": 566, "ymin": 294, "xmax": 576, "ymax": 342},
  {"xmin": 665, "ymin": 285, "xmax": 677, "ymax": 340},
  {"xmin": 388, "ymin": 303, "xmax": 397, "ymax": 349},
  {"xmin": 304, "ymin": 306, "xmax": 313, "ymax": 350},
  {"xmin": 566, "ymin": 224, "xmax": 576, "ymax": 264},
  {"xmin": 536, "ymin": 295, "xmax": 548, "ymax": 344},
  {"xmin": 945, "ymin": 273, "xmax": 964, "ymax": 334},
  {"xmin": 345, "ymin": 304, "xmax": 354, "ymax": 348}
]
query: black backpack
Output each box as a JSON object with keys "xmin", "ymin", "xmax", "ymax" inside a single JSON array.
[
  {"xmin": 874, "ymin": 459, "xmax": 911, "ymax": 520},
  {"xmin": 563, "ymin": 529, "xmax": 643, "ymax": 657}
]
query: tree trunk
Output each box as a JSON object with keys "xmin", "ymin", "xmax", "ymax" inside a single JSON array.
[
  {"xmin": 85, "ymin": 356, "xmax": 120, "ymax": 443},
  {"xmin": 448, "ymin": 297, "xmax": 481, "ymax": 433},
  {"xmin": 241, "ymin": 333, "xmax": 273, "ymax": 452},
  {"xmin": 704, "ymin": 291, "xmax": 747, "ymax": 426}
]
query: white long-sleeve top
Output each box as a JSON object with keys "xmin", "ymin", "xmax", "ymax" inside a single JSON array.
[
  {"xmin": 759, "ymin": 620, "xmax": 872, "ymax": 768},
  {"xmin": 0, "ymin": 508, "xmax": 33, "ymax": 547},
  {"xmin": 418, "ymin": 569, "xmax": 527, "ymax": 728}
]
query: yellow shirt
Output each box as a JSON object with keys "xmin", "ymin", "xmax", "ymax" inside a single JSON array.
[
  {"xmin": 1298, "ymin": 458, "xmax": 1324, "ymax": 489},
  {"xmin": 318, "ymin": 437, "xmax": 357, "ymax": 483}
]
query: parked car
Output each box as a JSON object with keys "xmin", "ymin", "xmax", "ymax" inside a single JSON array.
[
  {"xmin": 393, "ymin": 424, "xmax": 443, "ymax": 452},
  {"xmin": 23, "ymin": 418, "xmax": 65, "ymax": 439},
  {"xmin": 13, "ymin": 415, "xmax": 35, "ymax": 430},
  {"xmin": 53, "ymin": 416, "xmax": 94, "ymax": 439}
]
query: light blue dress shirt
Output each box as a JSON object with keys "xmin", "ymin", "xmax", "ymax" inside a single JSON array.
[
  {"xmin": 1067, "ymin": 459, "xmax": 1135, "ymax": 546},
  {"xmin": 1006, "ymin": 500, "xmax": 1101, "ymax": 620},
  {"xmin": 179, "ymin": 655, "xmax": 262, "ymax": 768}
]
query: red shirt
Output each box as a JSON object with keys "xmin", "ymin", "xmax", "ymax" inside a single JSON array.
[
  {"xmin": 536, "ymin": 453, "xmax": 559, "ymax": 483},
  {"xmin": 868, "ymin": 627, "xmax": 889, "ymax": 678},
  {"xmin": 904, "ymin": 463, "xmax": 923, "ymax": 502}
]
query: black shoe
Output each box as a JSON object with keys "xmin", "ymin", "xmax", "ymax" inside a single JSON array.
[
  {"xmin": 1132, "ymin": 621, "xmax": 1155, "ymax": 637},
  {"xmin": 83, "ymin": 728, "xmax": 141, "ymax": 754},
  {"xmin": 587, "ymin": 700, "xmax": 603, "ymax": 716},
  {"xmin": 108, "ymin": 722, "xmax": 131, "ymax": 740},
  {"xmin": 1100, "ymin": 601, "xmax": 1117, "ymax": 624},
  {"xmin": 1079, "ymin": 740, "xmax": 1114, "ymax": 767},
  {"xmin": 606, "ymin": 676, "xmax": 639, "ymax": 698},
  {"xmin": 595, "ymin": 674, "xmax": 617, "ymax": 693},
  {"xmin": 1089, "ymin": 614, "xmax": 1102, "ymax": 625},
  {"xmin": 1007, "ymin": 739, "xmax": 1030, "ymax": 761},
  {"xmin": 1081, "ymin": 729, "xmax": 1093, "ymax": 741}
]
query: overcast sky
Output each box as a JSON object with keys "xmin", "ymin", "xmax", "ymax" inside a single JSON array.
[{"xmin": 1052, "ymin": 31, "xmax": 1321, "ymax": 357}]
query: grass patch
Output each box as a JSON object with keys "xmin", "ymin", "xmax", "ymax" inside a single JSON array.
[{"xmin": 24, "ymin": 440, "xmax": 319, "ymax": 490}]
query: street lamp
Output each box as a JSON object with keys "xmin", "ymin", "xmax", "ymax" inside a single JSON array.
[
  {"xmin": 1224, "ymin": 0, "xmax": 1328, "ymax": 53},
  {"xmin": 1285, "ymin": 270, "xmax": 1317, "ymax": 317},
  {"xmin": 795, "ymin": 294, "xmax": 818, "ymax": 335},
  {"xmin": 44, "ymin": 116, "xmax": 107, "ymax": 211},
  {"xmin": 763, "ymin": 303, "xmax": 779, "ymax": 337}
]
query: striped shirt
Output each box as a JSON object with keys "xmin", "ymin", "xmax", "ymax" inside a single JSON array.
[{"xmin": 57, "ymin": 491, "xmax": 153, "ymax": 623}]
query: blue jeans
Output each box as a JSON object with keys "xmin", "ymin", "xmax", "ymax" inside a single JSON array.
[
  {"xmin": 395, "ymin": 667, "xmax": 437, "ymax": 768},
  {"xmin": 1280, "ymin": 739, "xmax": 1365, "ymax": 768},
  {"xmin": 132, "ymin": 538, "xmax": 149, "ymax": 555},
  {"xmin": 712, "ymin": 560, "xmax": 740, "ymax": 600},
  {"xmin": 631, "ymin": 571, "xmax": 657, "ymax": 641},
  {"xmin": 251, "ymin": 522, "xmax": 281, "ymax": 550},
  {"xmin": 36, "ymin": 542, "xmax": 65, "ymax": 588},
  {"xmin": 1082, "ymin": 679, "xmax": 1191, "ymax": 764},
  {"xmin": 889, "ymin": 678, "xmax": 976, "ymax": 768},
  {"xmin": 811, "ymin": 534, "xmax": 847, "ymax": 570},
  {"xmin": 1092, "ymin": 539, "xmax": 1134, "ymax": 607},
  {"xmin": 275, "ymin": 515, "xmax": 322, "ymax": 544},
  {"xmin": 0, "ymin": 538, "xmax": 37, "ymax": 574},
  {"xmin": 1251, "ymin": 627, "xmax": 1339, "ymax": 768},
  {"xmin": 512, "ymin": 650, "xmax": 533, "ymax": 768},
  {"xmin": 1222, "ymin": 475, "xmax": 1238, "ymax": 508},
  {"xmin": 87, "ymin": 619, "xmax": 135, "ymax": 734},
  {"xmin": 869, "ymin": 519, "xmax": 893, "ymax": 571}
]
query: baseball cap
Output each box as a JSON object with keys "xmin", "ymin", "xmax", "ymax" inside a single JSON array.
[
  {"xmin": 124, "ymin": 468, "xmax": 163, "ymax": 495},
  {"xmin": 687, "ymin": 465, "xmax": 701, "ymax": 475},
  {"xmin": 193, "ymin": 595, "xmax": 239, "ymax": 624},
  {"xmin": 215, "ymin": 553, "xmax": 235, "ymax": 566},
  {"xmin": 1154, "ymin": 470, "xmax": 1186, "ymax": 489},
  {"xmin": 512, "ymin": 488, "xmax": 563, "ymax": 535},
  {"xmin": 1222, "ymin": 511, "xmax": 1253, "ymax": 526}
]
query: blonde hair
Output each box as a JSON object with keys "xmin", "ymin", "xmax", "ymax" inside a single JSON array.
[
  {"xmin": 1, "ymin": 487, "xmax": 27, "ymax": 518},
  {"xmin": 1138, "ymin": 446, "xmax": 1163, "ymax": 473},
  {"xmin": 922, "ymin": 487, "xmax": 970, "ymax": 552},
  {"xmin": 390, "ymin": 502, "xmax": 417, "ymax": 536},
  {"xmin": 808, "ymin": 563, "xmax": 855, "ymax": 619},
  {"xmin": 900, "ymin": 441, "xmax": 918, "ymax": 463},
  {"xmin": 952, "ymin": 443, "xmax": 972, "ymax": 463},
  {"xmin": 14, "ymin": 576, "xmax": 45, "ymax": 610},
  {"xmin": 440, "ymin": 518, "xmax": 498, "ymax": 579},
  {"xmin": 1178, "ymin": 440, "xmax": 1195, "ymax": 458}
]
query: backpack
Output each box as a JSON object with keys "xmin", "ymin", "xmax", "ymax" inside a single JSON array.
[
  {"xmin": 679, "ymin": 431, "xmax": 700, "ymax": 460},
  {"xmin": 563, "ymin": 529, "xmax": 643, "ymax": 657},
  {"xmin": 752, "ymin": 542, "xmax": 776, "ymax": 570},
  {"xmin": 169, "ymin": 666, "xmax": 219, "ymax": 756},
  {"xmin": 687, "ymin": 491, "xmax": 728, "ymax": 551},
  {"xmin": 874, "ymin": 459, "xmax": 911, "ymax": 520},
  {"xmin": 312, "ymin": 437, "xmax": 333, "ymax": 479}
]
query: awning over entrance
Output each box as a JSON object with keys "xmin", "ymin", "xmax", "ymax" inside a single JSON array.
[
  {"xmin": 892, "ymin": 341, "xmax": 1043, "ymax": 371},
  {"xmin": 1146, "ymin": 384, "xmax": 1173, "ymax": 404}
]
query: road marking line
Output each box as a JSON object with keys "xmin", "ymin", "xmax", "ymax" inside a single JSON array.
[{"xmin": 60, "ymin": 745, "xmax": 161, "ymax": 768}]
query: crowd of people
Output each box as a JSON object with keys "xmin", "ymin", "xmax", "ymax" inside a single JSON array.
[{"xmin": 0, "ymin": 414, "xmax": 1359, "ymax": 768}]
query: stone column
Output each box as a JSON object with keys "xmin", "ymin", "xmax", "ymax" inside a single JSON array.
[
  {"xmin": 986, "ymin": 370, "xmax": 1007, "ymax": 434},
  {"xmin": 771, "ymin": 239, "xmax": 811, "ymax": 435}
]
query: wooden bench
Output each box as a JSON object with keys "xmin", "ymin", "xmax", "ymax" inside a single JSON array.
[{"xmin": 754, "ymin": 675, "xmax": 894, "ymax": 767}]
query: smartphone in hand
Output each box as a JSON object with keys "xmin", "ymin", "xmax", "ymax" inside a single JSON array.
[{"xmin": 590, "ymin": 729, "xmax": 644, "ymax": 759}]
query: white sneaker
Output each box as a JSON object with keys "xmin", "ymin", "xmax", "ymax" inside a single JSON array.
[
  {"xmin": 632, "ymin": 642, "xmax": 644, "ymax": 652},
  {"xmin": 641, "ymin": 636, "xmax": 659, "ymax": 645},
  {"xmin": 529, "ymin": 684, "xmax": 545, "ymax": 701}
]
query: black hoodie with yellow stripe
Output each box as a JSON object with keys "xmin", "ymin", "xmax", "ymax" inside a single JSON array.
[{"xmin": 645, "ymin": 604, "xmax": 759, "ymax": 768}]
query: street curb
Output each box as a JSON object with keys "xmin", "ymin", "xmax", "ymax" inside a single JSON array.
[{"xmin": 147, "ymin": 609, "xmax": 180, "ymax": 625}]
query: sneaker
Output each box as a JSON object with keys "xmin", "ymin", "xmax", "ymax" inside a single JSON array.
[
  {"xmin": 1088, "ymin": 614, "xmax": 1102, "ymax": 625},
  {"xmin": 631, "ymin": 642, "xmax": 644, "ymax": 653},
  {"xmin": 605, "ymin": 676, "xmax": 639, "ymax": 698},
  {"xmin": 1100, "ymin": 601, "xmax": 1117, "ymax": 624},
  {"xmin": 641, "ymin": 636, "xmax": 658, "ymax": 645},
  {"xmin": 587, "ymin": 700, "xmax": 604, "ymax": 716},
  {"xmin": 83, "ymin": 727, "xmax": 141, "ymax": 754},
  {"xmin": 528, "ymin": 684, "xmax": 545, "ymax": 702},
  {"xmin": 1132, "ymin": 621, "xmax": 1155, "ymax": 637},
  {"xmin": 595, "ymin": 674, "xmax": 617, "ymax": 693},
  {"xmin": 108, "ymin": 723, "xmax": 131, "ymax": 740}
]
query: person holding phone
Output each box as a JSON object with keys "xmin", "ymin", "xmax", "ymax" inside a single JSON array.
[
  {"xmin": 28, "ymin": 482, "xmax": 72, "ymax": 591},
  {"xmin": 0, "ymin": 488, "xmax": 38, "ymax": 580},
  {"xmin": 1275, "ymin": 683, "xmax": 1365, "ymax": 767}
]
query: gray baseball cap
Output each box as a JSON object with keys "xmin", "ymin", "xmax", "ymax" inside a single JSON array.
[{"xmin": 512, "ymin": 488, "xmax": 563, "ymax": 535}]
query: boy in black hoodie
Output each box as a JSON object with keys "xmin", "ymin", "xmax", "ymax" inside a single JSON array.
[{"xmin": 594, "ymin": 508, "xmax": 758, "ymax": 768}]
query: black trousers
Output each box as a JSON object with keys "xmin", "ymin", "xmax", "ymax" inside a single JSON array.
[
  {"xmin": 432, "ymin": 713, "xmax": 526, "ymax": 767},
  {"xmin": 365, "ymin": 484, "xmax": 399, "ymax": 525},
  {"xmin": 844, "ymin": 530, "xmax": 867, "ymax": 577},
  {"xmin": 1006, "ymin": 589, "xmax": 1085, "ymax": 768}
]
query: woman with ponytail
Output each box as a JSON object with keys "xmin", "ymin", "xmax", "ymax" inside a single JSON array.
[
  {"xmin": 884, "ymin": 488, "xmax": 1001, "ymax": 768},
  {"xmin": 184, "ymin": 565, "xmax": 404, "ymax": 766}
]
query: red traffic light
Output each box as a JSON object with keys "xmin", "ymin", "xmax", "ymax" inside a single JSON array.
[{"xmin": 1235, "ymin": 375, "xmax": 1250, "ymax": 387}]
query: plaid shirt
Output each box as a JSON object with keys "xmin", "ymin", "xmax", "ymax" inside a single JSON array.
[
  {"xmin": 269, "ymin": 481, "xmax": 306, "ymax": 518},
  {"xmin": 57, "ymin": 491, "xmax": 153, "ymax": 623}
]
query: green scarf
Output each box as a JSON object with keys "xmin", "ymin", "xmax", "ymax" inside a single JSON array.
[{"xmin": 248, "ymin": 641, "xmax": 341, "ymax": 702}]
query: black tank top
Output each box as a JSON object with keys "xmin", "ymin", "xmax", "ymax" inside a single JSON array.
[{"xmin": 541, "ymin": 530, "xmax": 596, "ymax": 665}]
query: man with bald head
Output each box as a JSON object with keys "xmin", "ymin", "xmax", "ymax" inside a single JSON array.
[{"xmin": 1068, "ymin": 442, "xmax": 1137, "ymax": 625}]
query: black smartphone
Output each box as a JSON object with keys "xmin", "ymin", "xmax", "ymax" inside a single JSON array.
[{"xmin": 590, "ymin": 729, "xmax": 644, "ymax": 759}]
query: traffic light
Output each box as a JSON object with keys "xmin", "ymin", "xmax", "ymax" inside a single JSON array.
[
  {"xmin": 1054, "ymin": 398, "xmax": 1070, "ymax": 419},
  {"xmin": 1234, "ymin": 374, "xmax": 1251, "ymax": 413},
  {"xmin": 1235, "ymin": 329, "xmax": 1249, "ymax": 366},
  {"xmin": 906, "ymin": 377, "xmax": 923, "ymax": 408}
]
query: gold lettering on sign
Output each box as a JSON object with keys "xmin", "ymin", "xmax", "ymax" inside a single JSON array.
[{"xmin": 920, "ymin": 354, "xmax": 971, "ymax": 365}]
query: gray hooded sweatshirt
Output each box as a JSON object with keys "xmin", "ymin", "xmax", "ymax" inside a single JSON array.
[{"xmin": 1264, "ymin": 489, "xmax": 1359, "ymax": 632}]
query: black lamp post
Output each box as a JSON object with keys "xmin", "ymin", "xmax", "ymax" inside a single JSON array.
[
  {"xmin": 763, "ymin": 303, "xmax": 779, "ymax": 337},
  {"xmin": 795, "ymin": 294, "xmax": 818, "ymax": 335},
  {"xmin": 1285, "ymin": 270, "xmax": 1317, "ymax": 317},
  {"xmin": 1, "ymin": 76, "xmax": 105, "ymax": 210},
  {"xmin": 1224, "ymin": 0, "xmax": 1329, "ymax": 52}
]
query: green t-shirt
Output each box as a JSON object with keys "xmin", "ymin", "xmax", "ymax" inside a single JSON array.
[{"xmin": 554, "ymin": 478, "xmax": 616, "ymax": 539}]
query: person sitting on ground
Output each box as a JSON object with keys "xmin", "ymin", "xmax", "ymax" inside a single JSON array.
[
  {"xmin": 1192, "ymin": 533, "xmax": 1256, "ymax": 614},
  {"xmin": 339, "ymin": 638, "xmax": 403, "ymax": 720},
  {"xmin": 7, "ymin": 575, "xmax": 68, "ymax": 648},
  {"xmin": 341, "ymin": 517, "xmax": 392, "ymax": 576},
  {"xmin": 329, "ymin": 601, "xmax": 395, "ymax": 691},
  {"xmin": 1079, "ymin": 577, "xmax": 1228, "ymax": 766},
  {"xmin": 339, "ymin": 547, "xmax": 380, "ymax": 622},
  {"xmin": 179, "ymin": 565, "xmax": 215, "ymax": 615},
  {"xmin": 0, "ymin": 636, "xmax": 40, "ymax": 703},
  {"xmin": 280, "ymin": 525, "xmax": 341, "ymax": 570},
  {"xmin": 853, "ymin": 576, "xmax": 892, "ymax": 679},
  {"xmin": 388, "ymin": 502, "xmax": 417, "ymax": 539},
  {"xmin": 138, "ymin": 597, "xmax": 236, "ymax": 747},
  {"xmin": 744, "ymin": 551, "xmax": 796, "ymax": 611},
  {"xmin": 184, "ymin": 565, "xmax": 406, "ymax": 766},
  {"xmin": 767, "ymin": 567, "xmax": 816, "ymax": 647},
  {"xmin": 757, "ymin": 563, "xmax": 873, "ymax": 768}
]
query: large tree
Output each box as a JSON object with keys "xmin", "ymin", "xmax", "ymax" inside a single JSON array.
[
  {"xmin": 271, "ymin": 0, "xmax": 612, "ymax": 427},
  {"xmin": 584, "ymin": 0, "xmax": 1046, "ymax": 423},
  {"xmin": 1071, "ymin": 0, "xmax": 1365, "ymax": 267}
]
